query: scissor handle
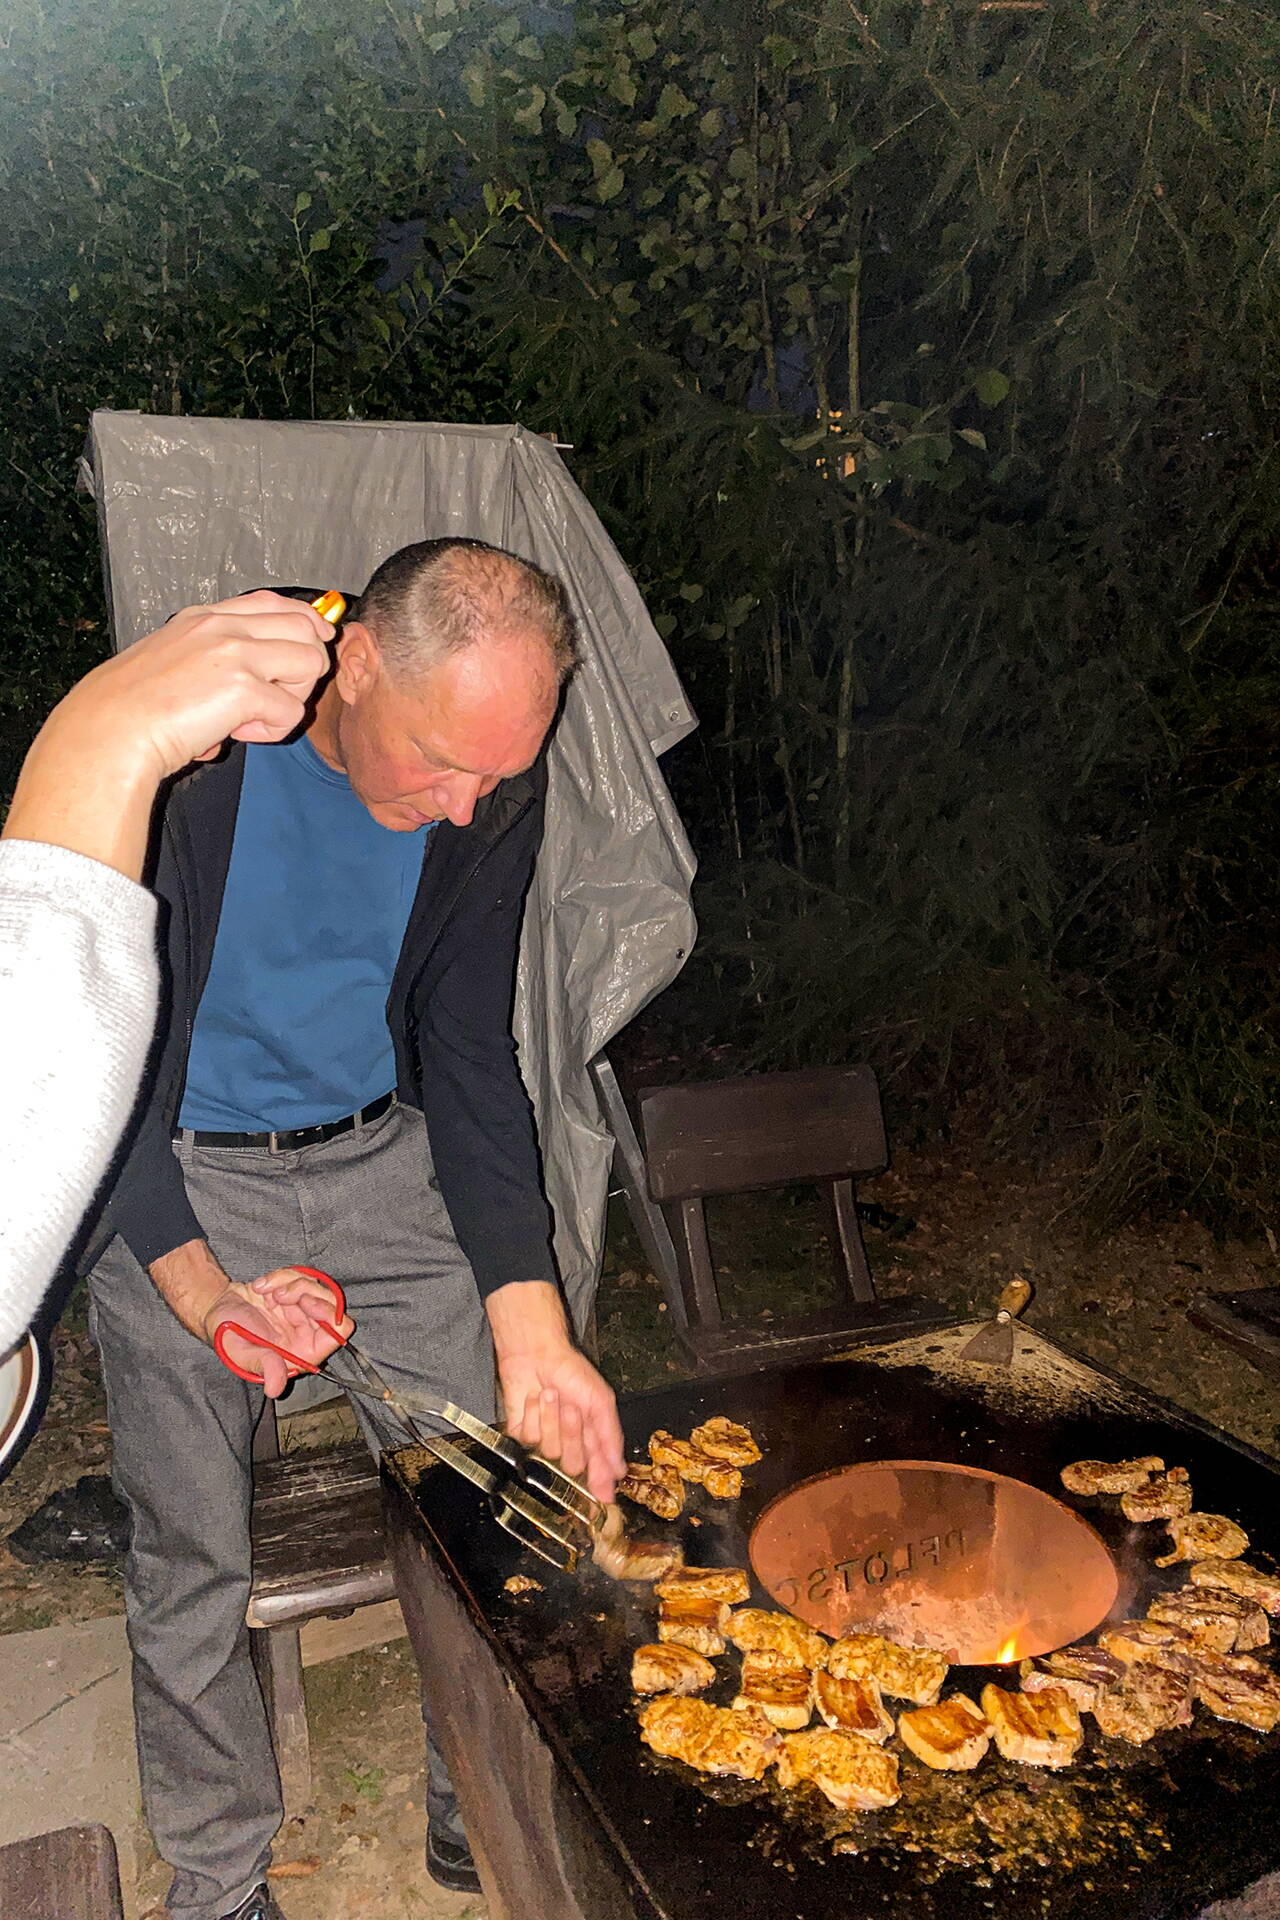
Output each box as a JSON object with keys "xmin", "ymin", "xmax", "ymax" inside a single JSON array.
[
  {"xmin": 290, "ymin": 1266, "xmax": 347, "ymax": 1318},
  {"xmin": 212, "ymin": 1267, "xmax": 349, "ymax": 1383}
]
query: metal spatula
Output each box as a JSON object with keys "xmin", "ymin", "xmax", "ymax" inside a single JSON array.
[{"xmin": 959, "ymin": 1277, "xmax": 1032, "ymax": 1365}]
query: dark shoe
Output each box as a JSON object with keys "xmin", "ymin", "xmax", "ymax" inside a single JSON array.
[
  {"xmin": 220, "ymin": 1886, "xmax": 285, "ymax": 1920},
  {"xmin": 426, "ymin": 1826, "xmax": 482, "ymax": 1894}
]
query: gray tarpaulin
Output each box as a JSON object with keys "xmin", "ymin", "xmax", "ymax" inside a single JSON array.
[{"xmin": 82, "ymin": 411, "xmax": 697, "ymax": 1329}]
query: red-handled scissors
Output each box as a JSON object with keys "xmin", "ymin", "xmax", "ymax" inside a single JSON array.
[
  {"xmin": 213, "ymin": 1264, "xmax": 349, "ymax": 1381},
  {"xmin": 212, "ymin": 1266, "xmax": 603, "ymax": 1572}
]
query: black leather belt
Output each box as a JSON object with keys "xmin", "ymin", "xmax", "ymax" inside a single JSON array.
[{"xmin": 177, "ymin": 1090, "xmax": 395, "ymax": 1155}]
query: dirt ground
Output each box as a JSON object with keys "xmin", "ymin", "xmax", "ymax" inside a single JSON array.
[
  {"xmin": 4, "ymin": 1134, "xmax": 1280, "ymax": 1917},
  {"xmin": 131, "ymin": 1640, "xmax": 483, "ymax": 1920}
]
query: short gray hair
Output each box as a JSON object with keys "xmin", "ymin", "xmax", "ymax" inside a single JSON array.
[{"xmin": 354, "ymin": 537, "xmax": 579, "ymax": 683}]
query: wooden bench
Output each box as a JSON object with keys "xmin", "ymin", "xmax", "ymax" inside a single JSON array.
[
  {"xmin": 1187, "ymin": 1287, "xmax": 1280, "ymax": 1382},
  {"xmin": 0, "ymin": 1823, "xmax": 124, "ymax": 1920},
  {"xmin": 248, "ymin": 1435, "xmax": 396, "ymax": 1812}
]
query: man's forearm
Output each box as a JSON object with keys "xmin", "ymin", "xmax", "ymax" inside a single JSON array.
[
  {"xmin": 148, "ymin": 1238, "xmax": 233, "ymax": 1340},
  {"xmin": 485, "ymin": 1278, "xmax": 574, "ymax": 1361}
]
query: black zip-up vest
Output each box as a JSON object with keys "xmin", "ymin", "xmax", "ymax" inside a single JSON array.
[{"xmin": 83, "ymin": 743, "xmax": 555, "ymax": 1298}]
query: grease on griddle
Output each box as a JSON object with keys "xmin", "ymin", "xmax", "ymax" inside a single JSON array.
[
  {"xmin": 859, "ymin": 1322, "xmax": 1135, "ymax": 1419},
  {"xmin": 858, "ymin": 1763, "xmax": 1166, "ymax": 1883}
]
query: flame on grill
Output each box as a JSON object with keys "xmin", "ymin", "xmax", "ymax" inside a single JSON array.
[{"xmin": 994, "ymin": 1630, "xmax": 1022, "ymax": 1665}]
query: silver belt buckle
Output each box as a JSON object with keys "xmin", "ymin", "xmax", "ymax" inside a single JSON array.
[{"xmin": 267, "ymin": 1129, "xmax": 285, "ymax": 1156}]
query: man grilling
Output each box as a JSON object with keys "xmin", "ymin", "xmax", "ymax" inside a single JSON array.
[{"xmin": 85, "ymin": 538, "xmax": 625, "ymax": 1920}]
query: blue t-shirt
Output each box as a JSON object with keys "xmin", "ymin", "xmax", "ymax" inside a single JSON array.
[{"xmin": 179, "ymin": 736, "xmax": 428, "ymax": 1133}]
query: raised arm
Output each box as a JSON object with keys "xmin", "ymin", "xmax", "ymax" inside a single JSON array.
[{"xmin": 0, "ymin": 592, "xmax": 335, "ymax": 1349}]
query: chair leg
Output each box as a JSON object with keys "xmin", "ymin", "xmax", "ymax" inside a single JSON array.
[
  {"xmin": 829, "ymin": 1177, "xmax": 879, "ymax": 1305},
  {"xmin": 251, "ymin": 1623, "xmax": 311, "ymax": 1815},
  {"xmin": 588, "ymin": 1054, "xmax": 688, "ymax": 1332}
]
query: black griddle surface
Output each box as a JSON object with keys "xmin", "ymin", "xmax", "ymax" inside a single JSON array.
[{"xmin": 388, "ymin": 1328, "xmax": 1280, "ymax": 1920}]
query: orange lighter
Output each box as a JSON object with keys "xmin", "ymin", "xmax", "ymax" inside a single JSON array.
[{"xmin": 310, "ymin": 590, "xmax": 346, "ymax": 626}]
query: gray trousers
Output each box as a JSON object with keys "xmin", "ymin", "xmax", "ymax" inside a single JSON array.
[{"xmin": 89, "ymin": 1101, "xmax": 495, "ymax": 1920}]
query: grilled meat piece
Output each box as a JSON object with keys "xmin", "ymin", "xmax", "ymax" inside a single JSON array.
[
  {"xmin": 774, "ymin": 1728, "xmax": 901, "ymax": 1811},
  {"xmin": 981, "ymin": 1683, "xmax": 1083, "ymax": 1769},
  {"xmin": 1020, "ymin": 1645, "xmax": 1128, "ymax": 1714},
  {"xmin": 503, "ymin": 1574, "xmax": 542, "ymax": 1595},
  {"xmin": 826, "ymin": 1632, "xmax": 948, "ymax": 1705},
  {"xmin": 690, "ymin": 1416, "xmax": 762, "ymax": 1466},
  {"xmin": 1093, "ymin": 1662, "xmax": 1193, "ymax": 1744},
  {"xmin": 1187, "ymin": 1643, "xmax": 1270, "ymax": 1678},
  {"xmin": 649, "ymin": 1431, "xmax": 715, "ymax": 1481},
  {"xmin": 1121, "ymin": 1470, "xmax": 1193, "ymax": 1523},
  {"xmin": 1138, "ymin": 1637, "xmax": 1280, "ymax": 1733},
  {"xmin": 618, "ymin": 1462, "xmax": 685, "ymax": 1522},
  {"xmin": 610, "ymin": 1540, "xmax": 685, "ymax": 1582},
  {"xmin": 1060, "ymin": 1456, "xmax": 1165, "ymax": 1496},
  {"xmin": 1189, "ymin": 1560, "xmax": 1280, "ymax": 1614},
  {"xmin": 654, "ymin": 1565, "xmax": 751, "ymax": 1604},
  {"xmin": 740, "ymin": 1646, "xmax": 804, "ymax": 1676},
  {"xmin": 631, "ymin": 1643, "xmax": 717, "ymax": 1697},
  {"xmin": 593, "ymin": 1504, "xmax": 684, "ymax": 1582},
  {"xmin": 658, "ymin": 1593, "xmax": 731, "ymax": 1657},
  {"xmin": 700, "ymin": 1460, "xmax": 743, "ymax": 1500},
  {"xmin": 1193, "ymin": 1654, "xmax": 1280, "ymax": 1732},
  {"xmin": 699, "ymin": 1704, "xmax": 779, "ymax": 1779},
  {"xmin": 1154, "ymin": 1513, "xmax": 1249, "ymax": 1568},
  {"xmin": 1148, "ymin": 1588, "xmax": 1269, "ymax": 1653},
  {"xmin": 733, "ymin": 1654, "xmax": 813, "ymax": 1730},
  {"xmin": 645, "ymin": 1432, "xmax": 744, "ymax": 1500},
  {"xmin": 813, "ymin": 1669, "xmax": 895, "ymax": 1743},
  {"xmin": 638, "ymin": 1696, "xmax": 778, "ymax": 1778},
  {"xmin": 1039, "ymin": 1645, "xmax": 1130, "ymax": 1685},
  {"xmin": 726, "ymin": 1608, "xmax": 830, "ymax": 1670},
  {"xmin": 898, "ymin": 1692, "xmax": 991, "ymax": 1771},
  {"xmin": 639, "ymin": 1694, "xmax": 717, "ymax": 1763},
  {"xmin": 1099, "ymin": 1618, "xmax": 1200, "ymax": 1666},
  {"xmin": 1020, "ymin": 1668, "xmax": 1096, "ymax": 1715}
]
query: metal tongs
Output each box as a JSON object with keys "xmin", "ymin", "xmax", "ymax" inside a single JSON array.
[{"xmin": 214, "ymin": 1266, "xmax": 604, "ymax": 1572}]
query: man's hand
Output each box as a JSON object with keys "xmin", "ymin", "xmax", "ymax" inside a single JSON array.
[
  {"xmin": 149, "ymin": 1240, "xmax": 353, "ymax": 1398},
  {"xmin": 486, "ymin": 1280, "xmax": 625, "ymax": 1504},
  {"xmin": 207, "ymin": 1277, "xmax": 353, "ymax": 1397}
]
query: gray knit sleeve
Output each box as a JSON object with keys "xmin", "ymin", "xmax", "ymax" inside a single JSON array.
[{"xmin": 0, "ymin": 840, "xmax": 159, "ymax": 1353}]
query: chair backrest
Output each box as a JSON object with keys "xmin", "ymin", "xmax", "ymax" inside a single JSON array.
[
  {"xmin": 636, "ymin": 1064, "xmax": 888, "ymax": 1341},
  {"xmin": 639, "ymin": 1063, "xmax": 887, "ymax": 1203}
]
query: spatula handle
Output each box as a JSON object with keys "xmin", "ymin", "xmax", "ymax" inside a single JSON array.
[{"xmin": 997, "ymin": 1277, "xmax": 1032, "ymax": 1321}]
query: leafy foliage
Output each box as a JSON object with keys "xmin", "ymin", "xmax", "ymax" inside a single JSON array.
[
  {"xmin": 408, "ymin": 0, "xmax": 1280, "ymax": 1224},
  {"xmin": 0, "ymin": 0, "xmax": 512, "ymax": 778},
  {"xmin": 3, "ymin": 0, "xmax": 1279, "ymax": 1224}
]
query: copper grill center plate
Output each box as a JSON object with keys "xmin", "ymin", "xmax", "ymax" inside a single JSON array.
[{"xmin": 750, "ymin": 1459, "xmax": 1118, "ymax": 1664}]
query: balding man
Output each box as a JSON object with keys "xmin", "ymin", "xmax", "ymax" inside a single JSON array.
[{"xmin": 85, "ymin": 540, "xmax": 625, "ymax": 1920}]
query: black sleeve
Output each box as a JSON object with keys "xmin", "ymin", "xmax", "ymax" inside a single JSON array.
[
  {"xmin": 417, "ymin": 799, "xmax": 558, "ymax": 1299},
  {"xmin": 96, "ymin": 1053, "xmax": 205, "ymax": 1271},
  {"xmin": 79, "ymin": 797, "xmax": 210, "ymax": 1275}
]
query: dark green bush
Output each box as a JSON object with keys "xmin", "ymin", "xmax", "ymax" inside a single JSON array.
[{"xmin": 3, "ymin": 0, "xmax": 1278, "ymax": 1226}]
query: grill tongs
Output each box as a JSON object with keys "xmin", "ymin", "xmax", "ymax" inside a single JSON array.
[
  {"xmin": 213, "ymin": 1265, "xmax": 603, "ymax": 1573},
  {"xmin": 329, "ymin": 1343, "xmax": 602, "ymax": 1573}
]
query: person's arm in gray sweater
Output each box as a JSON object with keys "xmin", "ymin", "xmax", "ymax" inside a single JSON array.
[{"xmin": 0, "ymin": 592, "xmax": 335, "ymax": 1349}]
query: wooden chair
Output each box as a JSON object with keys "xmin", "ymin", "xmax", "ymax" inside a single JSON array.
[
  {"xmin": 248, "ymin": 1412, "xmax": 395, "ymax": 1814},
  {"xmin": 0, "ymin": 1824, "xmax": 124, "ymax": 1920},
  {"xmin": 631, "ymin": 1062, "xmax": 949, "ymax": 1374}
]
